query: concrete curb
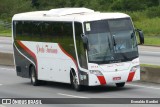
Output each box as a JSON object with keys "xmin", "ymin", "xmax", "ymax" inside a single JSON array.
[
  {"xmin": 141, "ymin": 66, "xmax": 160, "ymax": 83},
  {"xmin": 0, "ymin": 52, "xmax": 14, "ymax": 66},
  {"xmin": 0, "ymin": 52, "xmax": 160, "ymax": 84}
]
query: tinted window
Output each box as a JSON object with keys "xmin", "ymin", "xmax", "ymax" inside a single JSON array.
[{"xmin": 14, "ymin": 21, "xmax": 73, "ymax": 43}]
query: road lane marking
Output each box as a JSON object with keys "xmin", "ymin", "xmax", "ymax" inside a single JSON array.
[
  {"xmin": 127, "ymin": 84, "xmax": 160, "ymax": 90},
  {"xmin": 0, "ymin": 84, "xmax": 3, "ymax": 86},
  {"xmin": 0, "ymin": 68, "xmax": 15, "ymax": 71},
  {"xmin": 140, "ymin": 51, "xmax": 160, "ymax": 54},
  {"xmin": 58, "ymin": 93, "xmax": 89, "ymax": 98},
  {"xmin": 0, "ymin": 106, "xmax": 6, "ymax": 107}
]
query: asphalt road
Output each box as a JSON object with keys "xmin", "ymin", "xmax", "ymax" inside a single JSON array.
[
  {"xmin": 139, "ymin": 46, "xmax": 160, "ymax": 65},
  {"xmin": 0, "ymin": 37, "xmax": 13, "ymax": 53},
  {"xmin": 0, "ymin": 66, "xmax": 160, "ymax": 107},
  {"xmin": 0, "ymin": 37, "xmax": 160, "ymax": 65}
]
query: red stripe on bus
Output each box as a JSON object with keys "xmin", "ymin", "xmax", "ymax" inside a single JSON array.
[
  {"xmin": 17, "ymin": 41, "xmax": 38, "ymax": 74},
  {"xmin": 97, "ymin": 76, "xmax": 106, "ymax": 85},
  {"xmin": 127, "ymin": 72, "xmax": 135, "ymax": 82},
  {"xmin": 58, "ymin": 44, "xmax": 78, "ymax": 71}
]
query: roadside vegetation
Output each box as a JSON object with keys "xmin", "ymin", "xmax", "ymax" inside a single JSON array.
[
  {"xmin": 141, "ymin": 64, "xmax": 160, "ymax": 68},
  {"xmin": 0, "ymin": 0, "xmax": 160, "ymax": 46}
]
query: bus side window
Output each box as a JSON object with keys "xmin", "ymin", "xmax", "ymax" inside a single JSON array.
[{"xmin": 16, "ymin": 21, "xmax": 23, "ymax": 40}]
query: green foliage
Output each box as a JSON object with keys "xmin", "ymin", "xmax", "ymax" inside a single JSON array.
[
  {"xmin": 127, "ymin": 11, "xmax": 147, "ymax": 22},
  {"xmin": 141, "ymin": 64, "xmax": 160, "ymax": 68},
  {"xmin": 0, "ymin": 0, "xmax": 160, "ymax": 19},
  {"xmin": 110, "ymin": 0, "xmax": 159, "ymax": 11},
  {"xmin": 0, "ymin": 0, "xmax": 160, "ymax": 46},
  {"xmin": 146, "ymin": 6, "xmax": 160, "ymax": 18},
  {"xmin": 134, "ymin": 18, "xmax": 160, "ymax": 35},
  {"xmin": 144, "ymin": 36, "xmax": 160, "ymax": 46},
  {"xmin": 0, "ymin": 0, "xmax": 34, "ymax": 21}
]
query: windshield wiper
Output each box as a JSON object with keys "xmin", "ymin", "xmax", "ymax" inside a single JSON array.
[
  {"xmin": 107, "ymin": 35, "xmax": 111, "ymax": 51},
  {"xmin": 112, "ymin": 35, "xmax": 118, "ymax": 53},
  {"xmin": 112, "ymin": 35, "xmax": 116, "ymax": 46}
]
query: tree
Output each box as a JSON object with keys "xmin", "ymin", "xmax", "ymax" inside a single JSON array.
[{"xmin": 32, "ymin": 0, "xmax": 39, "ymax": 8}]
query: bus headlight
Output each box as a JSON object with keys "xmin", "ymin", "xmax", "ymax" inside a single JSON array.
[
  {"xmin": 89, "ymin": 70, "xmax": 103, "ymax": 76},
  {"xmin": 130, "ymin": 65, "xmax": 140, "ymax": 72}
]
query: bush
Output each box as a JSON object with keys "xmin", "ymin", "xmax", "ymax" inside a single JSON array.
[
  {"xmin": 127, "ymin": 11, "xmax": 147, "ymax": 22},
  {"xmin": 134, "ymin": 18, "xmax": 160, "ymax": 36},
  {"xmin": 146, "ymin": 6, "xmax": 160, "ymax": 18},
  {"xmin": 110, "ymin": 0, "xmax": 153, "ymax": 11}
]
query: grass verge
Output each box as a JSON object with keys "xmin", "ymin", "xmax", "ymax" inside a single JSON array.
[
  {"xmin": 141, "ymin": 64, "xmax": 160, "ymax": 68},
  {"xmin": 144, "ymin": 36, "xmax": 160, "ymax": 46},
  {"xmin": 0, "ymin": 26, "xmax": 11, "ymax": 37}
]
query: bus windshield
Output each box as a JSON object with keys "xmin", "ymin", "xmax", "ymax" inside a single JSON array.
[{"xmin": 84, "ymin": 18, "xmax": 138, "ymax": 64}]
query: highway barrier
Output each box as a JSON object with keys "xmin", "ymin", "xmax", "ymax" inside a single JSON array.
[
  {"xmin": 0, "ymin": 52, "xmax": 14, "ymax": 66},
  {"xmin": 141, "ymin": 66, "xmax": 160, "ymax": 83},
  {"xmin": 0, "ymin": 52, "xmax": 160, "ymax": 83}
]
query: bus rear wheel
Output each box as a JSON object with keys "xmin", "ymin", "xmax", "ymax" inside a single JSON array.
[
  {"xmin": 71, "ymin": 72, "xmax": 82, "ymax": 91},
  {"xmin": 116, "ymin": 82, "xmax": 125, "ymax": 87},
  {"xmin": 30, "ymin": 66, "xmax": 39, "ymax": 86}
]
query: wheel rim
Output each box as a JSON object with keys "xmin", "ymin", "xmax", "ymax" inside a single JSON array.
[
  {"xmin": 72, "ymin": 75, "xmax": 78, "ymax": 89},
  {"xmin": 31, "ymin": 68, "xmax": 36, "ymax": 83}
]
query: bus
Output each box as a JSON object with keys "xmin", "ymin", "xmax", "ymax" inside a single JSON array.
[{"xmin": 12, "ymin": 8, "xmax": 144, "ymax": 91}]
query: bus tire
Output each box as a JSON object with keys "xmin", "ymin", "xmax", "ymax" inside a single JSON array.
[
  {"xmin": 30, "ymin": 66, "xmax": 39, "ymax": 86},
  {"xmin": 71, "ymin": 71, "xmax": 82, "ymax": 91},
  {"xmin": 116, "ymin": 82, "xmax": 125, "ymax": 87}
]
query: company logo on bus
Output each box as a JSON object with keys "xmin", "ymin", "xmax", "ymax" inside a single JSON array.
[{"xmin": 36, "ymin": 44, "xmax": 58, "ymax": 54}]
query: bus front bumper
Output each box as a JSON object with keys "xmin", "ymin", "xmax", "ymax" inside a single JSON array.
[{"xmin": 88, "ymin": 69, "xmax": 140, "ymax": 86}]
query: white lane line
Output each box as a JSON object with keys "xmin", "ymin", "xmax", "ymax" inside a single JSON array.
[
  {"xmin": 58, "ymin": 93, "xmax": 89, "ymax": 98},
  {"xmin": 127, "ymin": 84, "xmax": 160, "ymax": 90},
  {"xmin": 0, "ymin": 68, "xmax": 14, "ymax": 71},
  {"xmin": 0, "ymin": 105, "xmax": 6, "ymax": 107},
  {"xmin": 140, "ymin": 51, "xmax": 160, "ymax": 54},
  {"xmin": 0, "ymin": 84, "xmax": 3, "ymax": 86}
]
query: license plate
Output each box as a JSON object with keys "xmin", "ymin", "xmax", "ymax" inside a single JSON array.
[{"xmin": 113, "ymin": 77, "xmax": 121, "ymax": 81}]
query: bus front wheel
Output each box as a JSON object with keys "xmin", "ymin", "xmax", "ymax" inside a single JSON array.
[
  {"xmin": 71, "ymin": 72, "xmax": 82, "ymax": 91},
  {"xmin": 30, "ymin": 66, "xmax": 39, "ymax": 86},
  {"xmin": 116, "ymin": 82, "xmax": 125, "ymax": 87}
]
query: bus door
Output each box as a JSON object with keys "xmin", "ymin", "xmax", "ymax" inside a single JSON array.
[
  {"xmin": 74, "ymin": 22, "xmax": 88, "ymax": 85},
  {"xmin": 74, "ymin": 22, "xmax": 88, "ymax": 69}
]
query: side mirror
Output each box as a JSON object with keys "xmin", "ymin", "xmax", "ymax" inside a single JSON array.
[
  {"xmin": 136, "ymin": 29, "xmax": 144, "ymax": 45},
  {"xmin": 81, "ymin": 34, "xmax": 89, "ymax": 50}
]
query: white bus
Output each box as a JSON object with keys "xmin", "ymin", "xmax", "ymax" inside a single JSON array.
[{"xmin": 12, "ymin": 8, "xmax": 144, "ymax": 91}]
